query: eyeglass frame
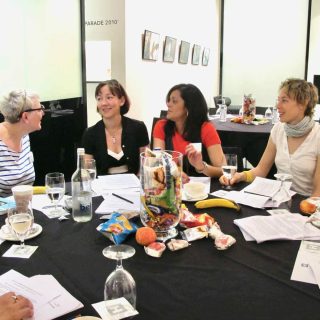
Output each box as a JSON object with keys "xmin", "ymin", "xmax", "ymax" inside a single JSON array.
[{"xmin": 20, "ymin": 104, "xmax": 45, "ymax": 117}]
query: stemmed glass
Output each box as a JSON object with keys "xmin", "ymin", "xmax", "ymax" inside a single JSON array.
[
  {"xmin": 103, "ymin": 244, "xmax": 136, "ymax": 309},
  {"xmin": 7, "ymin": 200, "xmax": 33, "ymax": 251},
  {"xmin": 222, "ymin": 154, "xmax": 238, "ymax": 190},
  {"xmin": 45, "ymin": 172, "xmax": 65, "ymax": 218},
  {"xmin": 84, "ymin": 159, "xmax": 97, "ymax": 194}
]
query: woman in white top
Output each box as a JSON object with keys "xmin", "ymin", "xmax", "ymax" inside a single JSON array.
[
  {"xmin": 0, "ymin": 90, "xmax": 44, "ymax": 197},
  {"xmin": 220, "ymin": 78, "xmax": 320, "ymax": 197}
]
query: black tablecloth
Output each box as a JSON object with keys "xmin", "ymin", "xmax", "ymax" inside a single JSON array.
[{"xmin": 0, "ymin": 182, "xmax": 319, "ymax": 320}]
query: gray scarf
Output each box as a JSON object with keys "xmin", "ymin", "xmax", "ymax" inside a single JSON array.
[{"xmin": 284, "ymin": 116, "xmax": 315, "ymax": 137}]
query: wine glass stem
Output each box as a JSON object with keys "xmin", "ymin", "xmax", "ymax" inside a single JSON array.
[{"xmin": 116, "ymin": 258, "xmax": 123, "ymax": 270}]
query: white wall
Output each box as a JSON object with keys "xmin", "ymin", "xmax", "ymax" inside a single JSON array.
[
  {"xmin": 222, "ymin": 0, "xmax": 309, "ymax": 107},
  {"xmin": 85, "ymin": 0, "xmax": 221, "ymax": 136},
  {"xmin": 125, "ymin": 0, "xmax": 221, "ymax": 134},
  {"xmin": 307, "ymin": 0, "xmax": 320, "ymax": 83},
  {"xmin": 0, "ymin": 0, "xmax": 82, "ymax": 101}
]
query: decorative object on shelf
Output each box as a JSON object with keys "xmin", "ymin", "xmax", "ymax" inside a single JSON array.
[
  {"xmin": 142, "ymin": 30, "xmax": 160, "ymax": 61},
  {"xmin": 192, "ymin": 44, "xmax": 201, "ymax": 65},
  {"xmin": 242, "ymin": 94, "xmax": 256, "ymax": 124},
  {"xmin": 178, "ymin": 41, "xmax": 190, "ymax": 64},
  {"xmin": 163, "ymin": 36, "xmax": 177, "ymax": 62},
  {"xmin": 202, "ymin": 47, "xmax": 210, "ymax": 66}
]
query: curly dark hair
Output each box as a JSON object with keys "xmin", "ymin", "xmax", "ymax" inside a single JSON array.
[
  {"xmin": 95, "ymin": 79, "xmax": 130, "ymax": 115},
  {"xmin": 164, "ymin": 83, "xmax": 209, "ymax": 142}
]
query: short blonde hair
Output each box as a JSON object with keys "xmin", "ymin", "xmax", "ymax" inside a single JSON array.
[
  {"xmin": 0, "ymin": 90, "xmax": 39, "ymax": 123},
  {"xmin": 279, "ymin": 78, "xmax": 318, "ymax": 117}
]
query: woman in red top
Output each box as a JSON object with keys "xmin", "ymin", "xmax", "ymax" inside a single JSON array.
[{"xmin": 153, "ymin": 83, "xmax": 225, "ymax": 177}]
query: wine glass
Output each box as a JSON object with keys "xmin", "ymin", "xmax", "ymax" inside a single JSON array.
[
  {"xmin": 45, "ymin": 172, "xmax": 65, "ymax": 218},
  {"xmin": 84, "ymin": 159, "xmax": 97, "ymax": 194},
  {"xmin": 222, "ymin": 154, "xmax": 238, "ymax": 190},
  {"xmin": 103, "ymin": 244, "xmax": 136, "ymax": 309},
  {"xmin": 7, "ymin": 201, "xmax": 33, "ymax": 251}
]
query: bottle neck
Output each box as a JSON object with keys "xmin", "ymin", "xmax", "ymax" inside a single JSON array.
[{"xmin": 77, "ymin": 154, "xmax": 85, "ymax": 169}]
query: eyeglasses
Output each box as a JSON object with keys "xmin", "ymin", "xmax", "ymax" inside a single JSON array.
[{"xmin": 22, "ymin": 105, "xmax": 45, "ymax": 114}]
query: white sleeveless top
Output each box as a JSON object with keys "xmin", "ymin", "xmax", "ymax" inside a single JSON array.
[{"xmin": 270, "ymin": 122, "xmax": 320, "ymax": 196}]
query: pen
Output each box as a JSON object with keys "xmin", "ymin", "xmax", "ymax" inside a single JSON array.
[{"xmin": 111, "ymin": 193, "xmax": 134, "ymax": 204}]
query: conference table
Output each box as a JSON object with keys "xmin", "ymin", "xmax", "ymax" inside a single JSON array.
[
  {"xmin": 211, "ymin": 117, "xmax": 274, "ymax": 173},
  {"xmin": 0, "ymin": 181, "xmax": 319, "ymax": 320}
]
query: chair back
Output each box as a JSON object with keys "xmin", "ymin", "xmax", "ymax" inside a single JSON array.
[
  {"xmin": 160, "ymin": 110, "xmax": 167, "ymax": 118},
  {"xmin": 150, "ymin": 117, "xmax": 161, "ymax": 150},
  {"xmin": 214, "ymin": 96, "xmax": 232, "ymax": 107}
]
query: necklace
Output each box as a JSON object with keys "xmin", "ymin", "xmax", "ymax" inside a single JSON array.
[{"xmin": 105, "ymin": 127, "xmax": 121, "ymax": 144}]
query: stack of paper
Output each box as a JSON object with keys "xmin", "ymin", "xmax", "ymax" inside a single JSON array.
[
  {"xmin": 93, "ymin": 174, "xmax": 141, "ymax": 217},
  {"xmin": 212, "ymin": 176, "xmax": 295, "ymax": 209},
  {"xmin": 0, "ymin": 269, "xmax": 83, "ymax": 319},
  {"xmin": 234, "ymin": 213, "xmax": 320, "ymax": 243}
]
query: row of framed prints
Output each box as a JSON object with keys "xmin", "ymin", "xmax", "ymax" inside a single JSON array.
[{"xmin": 142, "ymin": 30, "xmax": 210, "ymax": 66}]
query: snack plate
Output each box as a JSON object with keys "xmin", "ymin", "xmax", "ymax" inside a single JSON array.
[
  {"xmin": 182, "ymin": 191, "xmax": 208, "ymax": 202},
  {"xmin": 0, "ymin": 223, "xmax": 42, "ymax": 241}
]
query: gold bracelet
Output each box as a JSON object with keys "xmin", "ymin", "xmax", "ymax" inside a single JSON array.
[{"xmin": 243, "ymin": 170, "xmax": 254, "ymax": 183}]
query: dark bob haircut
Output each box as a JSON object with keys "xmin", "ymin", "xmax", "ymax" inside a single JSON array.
[{"xmin": 95, "ymin": 79, "xmax": 130, "ymax": 115}]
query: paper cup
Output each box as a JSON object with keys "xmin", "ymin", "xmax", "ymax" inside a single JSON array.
[{"xmin": 11, "ymin": 185, "xmax": 33, "ymax": 212}]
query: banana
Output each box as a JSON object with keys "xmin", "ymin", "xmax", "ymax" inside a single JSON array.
[
  {"xmin": 32, "ymin": 186, "xmax": 46, "ymax": 194},
  {"xmin": 195, "ymin": 198, "xmax": 240, "ymax": 211}
]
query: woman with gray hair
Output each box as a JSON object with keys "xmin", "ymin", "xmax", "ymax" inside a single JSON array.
[{"xmin": 0, "ymin": 90, "xmax": 44, "ymax": 197}]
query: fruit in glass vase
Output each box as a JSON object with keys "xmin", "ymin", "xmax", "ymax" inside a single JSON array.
[{"xmin": 300, "ymin": 199, "xmax": 317, "ymax": 215}]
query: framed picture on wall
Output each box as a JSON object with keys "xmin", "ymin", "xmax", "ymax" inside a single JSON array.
[
  {"xmin": 192, "ymin": 44, "xmax": 201, "ymax": 65},
  {"xmin": 202, "ymin": 47, "xmax": 210, "ymax": 66},
  {"xmin": 178, "ymin": 41, "xmax": 190, "ymax": 64},
  {"xmin": 142, "ymin": 30, "xmax": 160, "ymax": 61},
  {"xmin": 163, "ymin": 36, "xmax": 177, "ymax": 62}
]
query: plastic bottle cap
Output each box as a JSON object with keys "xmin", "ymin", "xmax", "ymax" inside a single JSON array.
[{"xmin": 77, "ymin": 148, "xmax": 85, "ymax": 155}]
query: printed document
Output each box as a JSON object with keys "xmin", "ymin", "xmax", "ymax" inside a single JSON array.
[
  {"xmin": 291, "ymin": 241, "xmax": 320, "ymax": 289},
  {"xmin": 234, "ymin": 213, "xmax": 320, "ymax": 243}
]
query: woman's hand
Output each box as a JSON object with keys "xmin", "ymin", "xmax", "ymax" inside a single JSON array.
[
  {"xmin": 182, "ymin": 171, "xmax": 190, "ymax": 184},
  {"xmin": 219, "ymin": 172, "xmax": 245, "ymax": 186},
  {"xmin": 0, "ymin": 292, "xmax": 34, "ymax": 320},
  {"xmin": 185, "ymin": 144, "xmax": 203, "ymax": 171}
]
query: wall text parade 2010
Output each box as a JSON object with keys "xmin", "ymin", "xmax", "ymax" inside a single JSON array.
[{"xmin": 85, "ymin": 19, "xmax": 119, "ymax": 26}]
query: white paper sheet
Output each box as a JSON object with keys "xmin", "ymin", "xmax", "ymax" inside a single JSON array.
[
  {"xmin": 93, "ymin": 174, "xmax": 141, "ymax": 196},
  {"xmin": 291, "ymin": 241, "xmax": 320, "ymax": 288},
  {"xmin": 234, "ymin": 213, "xmax": 320, "ymax": 243},
  {"xmin": 0, "ymin": 269, "xmax": 83, "ymax": 320},
  {"xmin": 95, "ymin": 192, "xmax": 141, "ymax": 214}
]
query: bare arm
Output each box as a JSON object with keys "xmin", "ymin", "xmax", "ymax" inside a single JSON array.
[
  {"xmin": 153, "ymin": 137, "xmax": 165, "ymax": 150},
  {"xmin": 186, "ymin": 144, "xmax": 225, "ymax": 178}
]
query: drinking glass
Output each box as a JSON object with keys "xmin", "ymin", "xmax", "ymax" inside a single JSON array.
[
  {"xmin": 7, "ymin": 201, "xmax": 33, "ymax": 251},
  {"xmin": 222, "ymin": 154, "xmax": 238, "ymax": 190},
  {"xmin": 84, "ymin": 159, "xmax": 97, "ymax": 194},
  {"xmin": 103, "ymin": 244, "xmax": 136, "ymax": 309},
  {"xmin": 45, "ymin": 172, "xmax": 65, "ymax": 218}
]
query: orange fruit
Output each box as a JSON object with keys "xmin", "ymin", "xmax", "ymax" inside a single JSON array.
[{"xmin": 136, "ymin": 227, "xmax": 157, "ymax": 246}]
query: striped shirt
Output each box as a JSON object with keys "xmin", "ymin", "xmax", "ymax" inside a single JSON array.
[{"xmin": 0, "ymin": 135, "xmax": 35, "ymax": 197}]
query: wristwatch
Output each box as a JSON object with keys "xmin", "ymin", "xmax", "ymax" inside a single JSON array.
[{"xmin": 196, "ymin": 161, "xmax": 208, "ymax": 173}]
